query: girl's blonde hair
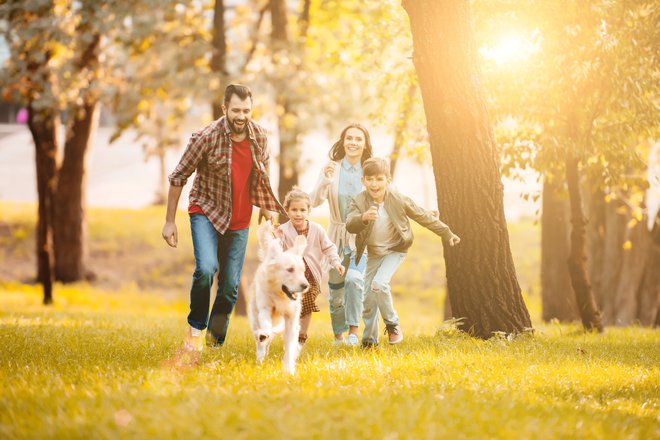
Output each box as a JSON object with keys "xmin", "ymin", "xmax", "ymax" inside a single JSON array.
[{"xmin": 283, "ymin": 187, "xmax": 311, "ymax": 210}]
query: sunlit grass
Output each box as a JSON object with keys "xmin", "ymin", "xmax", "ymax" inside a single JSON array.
[{"xmin": 1, "ymin": 286, "xmax": 658, "ymax": 439}]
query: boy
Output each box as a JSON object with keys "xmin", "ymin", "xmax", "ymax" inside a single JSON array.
[{"xmin": 346, "ymin": 157, "xmax": 461, "ymax": 346}]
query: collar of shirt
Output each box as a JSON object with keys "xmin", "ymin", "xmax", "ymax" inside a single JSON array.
[{"xmin": 341, "ymin": 158, "xmax": 361, "ymax": 172}]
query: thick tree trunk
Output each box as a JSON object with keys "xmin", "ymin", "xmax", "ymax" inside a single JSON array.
[
  {"xmin": 211, "ymin": 0, "xmax": 227, "ymax": 120},
  {"xmin": 27, "ymin": 106, "xmax": 60, "ymax": 304},
  {"xmin": 565, "ymin": 156, "xmax": 603, "ymax": 331},
  {"xmin": 54, "ymin": 102, "xmax": 99, "ymax": 282},
  {"xmin": 403, "ymin": 0, "xmax": 531, "ymax": 338},
  {"xmin": 541, "ymin": 180, "xmax": 578, "ymax": 321}
]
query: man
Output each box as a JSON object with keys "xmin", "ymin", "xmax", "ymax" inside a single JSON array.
[{"xmin": 162, "ymin": 84, "xmax": 284, "ymax": 351}]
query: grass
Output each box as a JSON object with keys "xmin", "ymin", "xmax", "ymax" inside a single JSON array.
[
  {"xmin": 1, "ymin": 286, "xmax": 658, "ymax": 439},
  {"xmin": 1, "ymin": 202, "xmax": 657, "ymax": 438}
]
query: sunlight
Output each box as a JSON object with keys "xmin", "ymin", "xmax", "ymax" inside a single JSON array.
[{"xmin": 480, "ymin": 31, "xmax": 540, "ymax": 66}]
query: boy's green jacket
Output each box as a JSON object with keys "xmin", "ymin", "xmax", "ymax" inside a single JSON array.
[{"xmin": 346, "ymin": 190, "xmax": 456, "ymax": 264}]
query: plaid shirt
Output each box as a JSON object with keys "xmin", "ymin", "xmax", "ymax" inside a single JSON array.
[{"xmin": 169, "ymin": 116, "xmax": 285, "ymax": 234}]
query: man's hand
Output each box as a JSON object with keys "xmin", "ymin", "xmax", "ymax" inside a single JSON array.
[
  {"xmin": 361, "ymin": 205, "xmax": 379, "ymax": 222},
  {"xmin": 162, "ymin": 222, "xmax": 178, "ymax": 248},
  {"xmin": 335, "ymin": 264, "xmax": 346, "ymax": 277},
  {"xmin": 449, "ymin": 235, "xmax": 461, "ymax": 247},
  {"xmin": 324, "ymin": 162, "xmax": 337, "ymax": 179},
  {"xmin": 258, "ymin": 207, "xmax": 274, "ymax": 224}
]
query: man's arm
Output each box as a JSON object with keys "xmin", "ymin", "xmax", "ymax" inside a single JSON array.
[{"xmin": 162, "ymin": 184, "xmax": 184, "ymax": 247}]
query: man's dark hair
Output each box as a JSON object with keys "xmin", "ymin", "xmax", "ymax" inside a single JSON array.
[{"xmin": 224, "ymin": 84, "xmax": 253, "ymax": 108}]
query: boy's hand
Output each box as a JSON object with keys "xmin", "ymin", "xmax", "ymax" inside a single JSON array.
[
  {"xmin": 335, "ymin": 264, "xmax": 346, "ymax": 276},
  {"xmin": 362, "ymin": 206, "xmax": 379, "ymax": 222},
  {"xmin": 449, "ymin": 235, "xmax": 461, "ymax": 247},
  {"xmin": 324, "ymin": 162, "xmax": 337, "ymax": 179}
]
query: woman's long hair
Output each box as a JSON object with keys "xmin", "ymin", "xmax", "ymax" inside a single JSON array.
[{"xmin": 328, "ymin": 123, "xmax": 373, "ymax": 164}]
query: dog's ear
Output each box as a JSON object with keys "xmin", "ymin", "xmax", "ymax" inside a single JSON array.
[
  {"xmin": 267, "ymin": 236, "xmax": 283, "ymax": 260},
  {"xmin": 290, "ymin": 234, "xmax": 307, "ymax": 256}
]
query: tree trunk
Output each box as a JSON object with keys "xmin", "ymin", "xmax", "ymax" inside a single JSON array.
[
  {"xmin": 27, "ymin": 106, "xmax": 60, "ymax": 304},
  {"xmin": 541, "ymin": 180, "xmax": 579, "ymax": 321},
  {"xmin": 54, "ymin": 102, "xmax": 99, "ymax": 282},
  {"xmin": 565, "ymin": 156, "xmax": 603, "ymax": 331},
  {"xmin": 390, "ymin": 83, "xmax": 417, "ymax": 178},
  {"xmin": 211, "ymin": 0, "xmax": 227, "ymax": 120},
  {"xmin": 637, "ymin": 211, "xmax": 660, "ymax": 326},
  {"xmin": 403, "ymin": 0, "xmax": 531, "ymax": 338},
  {"xmin": 585, "ymin": 185, "xmax": 606, "ymax": 309}
]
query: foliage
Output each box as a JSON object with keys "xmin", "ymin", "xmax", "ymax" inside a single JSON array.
[
  {"xmin": 1, "ymin": 285, "xmax": 658, "ymax": 439},
  {"xmin": 474, "ymin": 0, "xmax": 659, "ymax": 197}
]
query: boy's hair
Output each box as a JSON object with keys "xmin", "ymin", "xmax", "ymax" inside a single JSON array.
[
  {"xmin": 283, "ymin": 187, "xmax": 311, "ymax": 210},
  {"xmin": 224, "ymin": 84, "xmax": 252, "ymax": 107},
  {"xmin": 362, "ymin": 157, "xmax": 391, "ymax": 178}
]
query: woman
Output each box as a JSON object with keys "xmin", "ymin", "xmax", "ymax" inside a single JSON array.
[{"xmin": 310, "ymin": 123, "xmax": 373, "ymax": 345}]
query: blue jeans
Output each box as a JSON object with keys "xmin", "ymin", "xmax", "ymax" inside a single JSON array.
[
  {"xmin": 188, "ymin": 214, "xmax": 249, "ymax": 345},
  {"xmin": 328, "ymin": 250, "xmax": 366, "ymax": 335},
  {"xmin": 362, "ymin": 252, "xmax": 406, "ymax": 345}
]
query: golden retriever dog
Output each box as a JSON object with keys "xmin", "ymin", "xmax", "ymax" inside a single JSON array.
[{"xmin": 247, "ymin": 220, "xmax": 309, "ymax": 375}]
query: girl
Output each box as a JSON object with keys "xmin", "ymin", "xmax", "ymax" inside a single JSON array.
[
  {"xmin": 277, "ymin": 188, "xmax": 345, "ymax": 346},
  {"xmin": 309, "ymin": 123, "xmax": 373, "ymax": 345}
]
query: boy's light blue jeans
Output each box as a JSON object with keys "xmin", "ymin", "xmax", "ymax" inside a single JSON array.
[
  {"xmin": 362, "ymin": 251, "xmax": 406, "ymax": 345},
  {"xmin": 188, "ymin": 214, "xmax": 249, "ymax": 345},
  {"xmin": 328, "ymin": 250, "xmax": 366, "ymax": 335}
]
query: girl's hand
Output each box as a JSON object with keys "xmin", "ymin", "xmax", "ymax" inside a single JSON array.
[
  {"xmin": 449, "ymin": 235, "xmax": 461, "ymax": 247},
  {"xmin": 273, "ymin": 223, "xmax": 284, "ymax": 239},
  {"xmin": 324, "ymin": 162, "xmax": 337, "ymax": 179},
  {"xmin": 430, "ymin": 210, "xmax": 439, "ymax": 219},
  {"xmin": 335, "ymin": 264, "xmax": 346, "ymax": 276}
]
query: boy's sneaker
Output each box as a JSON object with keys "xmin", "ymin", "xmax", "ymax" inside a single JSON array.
[
  {"xmin": 184, "ymin": 326, "xmax": 203, "ymax": 352},
  {"xmin": 346, "ymin": 334, "xmax": 359, "ymax": 346},
  {"xmin": 385, "ymin": 324, "xmax": 403, "ymax": 345}
]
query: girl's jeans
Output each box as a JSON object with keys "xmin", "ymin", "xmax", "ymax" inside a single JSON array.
[
  {"xmin": 361, "ymin": 251, "xmax": 406, "ymax": 345},
  {"xmin": 187, "ymin": 214, "xmax": 249, "ymax": 345},
  {"xmin": 328, "ymin": 250, "xmax": 366, "ymax": 335}
]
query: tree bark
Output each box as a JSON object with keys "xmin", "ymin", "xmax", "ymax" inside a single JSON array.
[
  {"xmin": 390, "ymin": 83, "xmax": 417, "ymax": 178},
  {"xmin": 585, "ymin": 185, "xmax": 606, "ymax": 309},
  {"xmin": 54, "ymin": 102, "xmax": 99, "ymax": 282},
  {"xmin": 637, "ymin": 211, "xmax": 660, "ymax": 326},
  {"xmin": 403, "ymin": 0, "xmax": 531, "ymax": 338},
  {"xmin": 27, "ymin": 106, "xmax": 60, "ymax": 304},
  {"xmin": 211, "ymin": 0, "xmax": 227, "ymax": 120},
  {"xmin": 565, "ymin": 156, "xmax": 603, "ymax": 331},
  {"xmin": 541, "ymin": 180, "xmax": 578, "ymax": 321}
]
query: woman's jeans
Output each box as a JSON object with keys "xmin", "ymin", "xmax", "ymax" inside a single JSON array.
[
  {"xmin": 328, "ymin": 250, "xmax": 366, "ymax": 335},
  {"xmin": 361, "ymin": 251, "xmax": 406, "ymax": 345},
  {"xmin": 187, "ymin": 214, "xmax": 249, "ymax": 345}
]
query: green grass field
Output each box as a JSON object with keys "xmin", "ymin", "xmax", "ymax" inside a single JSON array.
[{"xmin": 1, "ymin": 203, "xmax": 658, "ymax": 439}]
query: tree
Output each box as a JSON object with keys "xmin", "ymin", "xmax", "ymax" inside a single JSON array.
[{"xmin": 402, "ymin": 0, "xmax": 532, "ymax": 338}]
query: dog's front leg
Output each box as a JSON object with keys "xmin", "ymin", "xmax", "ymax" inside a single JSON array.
[{"xmin": 282, "ymin": 312, "xmax": 300, "ymax": 375}]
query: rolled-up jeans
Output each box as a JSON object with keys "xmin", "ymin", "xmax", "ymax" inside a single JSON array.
[
  {"xmin": 362, "ymin": 251, "xmax": 406, "ymax": 345},
  {"xmin": 187, "ymin": 213, "xmax": 249, "ymax": 345},
  {"xmin": 328, "ymin": 250, "xmax": 366, "ymax": 335}
]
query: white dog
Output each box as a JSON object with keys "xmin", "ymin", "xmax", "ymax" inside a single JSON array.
[{"xmin": 247, "ymin": 220, "xmax": 309, "ymax": 375}]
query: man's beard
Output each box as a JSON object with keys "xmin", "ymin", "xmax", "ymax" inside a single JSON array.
[{"xmin": 228, "ymin": 118, "xmax": 247, "ymax": 134}]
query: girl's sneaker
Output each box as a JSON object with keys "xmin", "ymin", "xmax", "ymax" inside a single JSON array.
[{"xmin": 346, "ymin": 334, "xmax": 360, "ymax": 346}]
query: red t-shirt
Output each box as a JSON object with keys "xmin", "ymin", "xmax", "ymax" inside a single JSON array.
[
  {"xmin": 228, "ymin": 138, "xmax": 253, "ymax": 230},
  {"xmin": 189, "ymin": 138, "xmax": 253, "ymax": 230}
]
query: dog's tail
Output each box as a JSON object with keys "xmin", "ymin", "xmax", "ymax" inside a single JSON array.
[{"xmin": 256, "ymin": 220, "xmax": 276, "ymax": 261}]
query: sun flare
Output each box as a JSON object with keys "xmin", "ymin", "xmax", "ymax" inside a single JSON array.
[{"xmin": 480, "ymin": 32, "xmax": 540, "ymax": 66}]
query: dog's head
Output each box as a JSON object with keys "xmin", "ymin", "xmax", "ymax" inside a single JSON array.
[{"xmin": 260, "ymin": 222, "xmax": 309, "ymax": 301}]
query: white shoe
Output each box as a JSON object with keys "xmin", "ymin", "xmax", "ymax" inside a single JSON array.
[
  {"xmin": 183, "ymin": 326, "xmax": 203, "ymax": 352},
  {"xmin": 346, "ymin": 334, "xmax": 359, "ymax": 346},
  {"xmin": 333, "ymin": 338, "xmax": 345, "ymax": 346}
]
